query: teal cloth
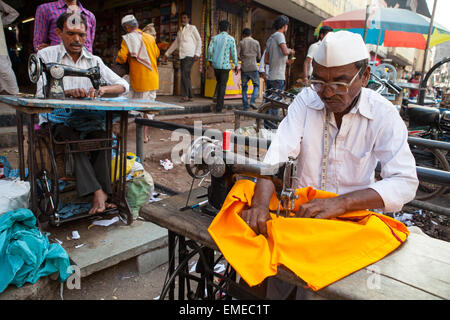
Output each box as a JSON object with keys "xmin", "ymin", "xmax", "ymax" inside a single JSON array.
[{"xmin": 0, "ymin": 209, "xmax": 72, "ymax": 293}]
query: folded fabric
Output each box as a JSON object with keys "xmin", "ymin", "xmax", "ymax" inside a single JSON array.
[
  {"xmin": 208, "ymin": 180, "xmax": 409, "ymax": 291},
  {"xmin": 0, "ymin": 209, "xmax": 72, "ymax": 293}
]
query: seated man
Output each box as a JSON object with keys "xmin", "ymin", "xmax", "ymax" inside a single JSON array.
[
  {"xmin": 36, "ymin": 12, "xmax": 129, "ymax": 215},
  {"xmin": 241, "ymin": 31, "xmax": 419, "ymax": 299}
]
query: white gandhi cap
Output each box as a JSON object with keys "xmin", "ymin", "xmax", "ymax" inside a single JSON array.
[
  {"xmin": 313, "ymin": 30, "xmax": 369, "ymax": 67},
  {"xmin": 121, "ymin": 14, "xmax": 136, "ymax": 25}
]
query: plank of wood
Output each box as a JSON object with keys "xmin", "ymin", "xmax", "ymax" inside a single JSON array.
[
  {"xmin": 139, "ymin": 187, "xmax": 216, "ymax": 249},
  {"xmin": 139, "ymin": 190, "xmax": 449, "ymax": 300}
]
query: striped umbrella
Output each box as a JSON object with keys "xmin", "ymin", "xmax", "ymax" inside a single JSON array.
[{"xmin": 316, "ymin": 7, "xmax": 450, "ymax": 50}]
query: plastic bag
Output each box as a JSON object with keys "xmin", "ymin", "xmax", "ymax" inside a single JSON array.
[
  {"xmin": 0, "ymin": 179, "xmax": 30, "ymax": 215},
  {"xmin": 126, "ymin": 170, "xmax": 154, "ymax": 219}
]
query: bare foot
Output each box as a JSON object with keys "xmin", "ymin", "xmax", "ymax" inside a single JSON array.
[{"xmin": 89, "ymin": 189, "xmax": 108, "ymax": 214}]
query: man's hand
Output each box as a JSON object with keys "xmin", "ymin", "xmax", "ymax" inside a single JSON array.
[
  {"xmin": 161, "ymin": 55, "xmax": 168, "ymax": 63},
  {"xmin": 65, "ymin": 88, "xmax": 89, "ymax": 98},
  {"xmin": 240, "ymin": 205, "xmax": 271, "ymax": 237},
  {"xmin": 290, "ymin": 48, "xmax": 296, "ymax": 56},
  {"xmin": 87, "ymin": 87, "xmax": 105, "ymax": 99},
  {"xmin": 295, "ymin": 197, "xmax": 348, "ymax": 220},
  {"xmin": 194, "ymin": 55, "xmax": 199, "ymax": 61},
  {"xmin": 37, "ymin": 43, "xmax": 49, "ymax": 51},
  {"xmin": 234, "ymin": 66, "xmax": 239, "ymax": 75}
]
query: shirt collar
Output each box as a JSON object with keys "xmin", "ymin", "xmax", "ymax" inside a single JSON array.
[
  {"xmin": 58, "ymin": 43, "xmax": 93, "ymax": 62},
  {"xmin": 306, "ymin": 87, "xmax": 374, "ymax": 120},
  {"xmin": 57, "ymin": 1, "xmax": 88, "ymax": 15}
]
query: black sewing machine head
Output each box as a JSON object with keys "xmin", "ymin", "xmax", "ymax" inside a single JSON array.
[
  {"xmin": 28, "ymin": 53, "xmax": 101, "ymax": 99},
  {"xmin": 183, "ymin": 136, "xmax": 298, "ymax": 216}
]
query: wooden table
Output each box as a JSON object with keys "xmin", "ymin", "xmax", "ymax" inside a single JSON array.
[
  {"xmin": 0, "ymin": 95, "xmax": 183, "ymax": 226},
  {"xmin": 140, "ymin": 188, "xmax": 450, "ymax": 300}
]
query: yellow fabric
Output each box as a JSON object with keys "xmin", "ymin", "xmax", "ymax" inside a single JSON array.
[
  {"xmin": 111, "ymin": 152, "xmax": 136, "ymax": 183},
  {"xmin": 116, "ymin": 30, "xmax": 160, "ymax": 92},
  {"xmin": 208, "ymin": 180, "xmax": 409, "ymax": 291}
]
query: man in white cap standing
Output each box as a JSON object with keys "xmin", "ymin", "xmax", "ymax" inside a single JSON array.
[
  {"xmin": 240, "ymin": 31, "xmax": 419, "ymax": 299},
  {"xmin": 116, "ymin": 14, "xmax": 160, "ymax": 142}
]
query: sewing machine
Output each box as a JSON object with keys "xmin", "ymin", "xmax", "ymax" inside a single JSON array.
[
  {"xmin": 28, "ymin": 53, "xmax": 101, "ymax": 99},
  {"xmin": 183, "ymin": 134, "xmax": 298, "ymax": 217}
]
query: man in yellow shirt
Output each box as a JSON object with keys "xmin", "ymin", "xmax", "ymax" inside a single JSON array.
[{"xmin": 116, "ymin": 15, "xmax": 160, "ymax": 141}]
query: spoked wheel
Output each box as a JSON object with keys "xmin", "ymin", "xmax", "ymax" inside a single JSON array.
[
  {"xmin": 34, "ymin": 130, "xmax": 60, "ymax": 224},
  {"xmin": 159, "ymin": 239, "xmax": 236, "ymax": 300},
  {"xmin": 412, "ymin": 146, "xmax": 449, "ymax": 200}
]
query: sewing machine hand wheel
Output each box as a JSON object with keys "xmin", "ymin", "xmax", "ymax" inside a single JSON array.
[
  {"xmin": 373, "ymin": 63, "xmax": 397, "ymax": 81},
  {"xmin": 184, "ymin": 136, "xmax": 216, "ymax": 179},
  {"xmin": 28, "ymin": 53, "xmax": 43, "ymax": 84}
]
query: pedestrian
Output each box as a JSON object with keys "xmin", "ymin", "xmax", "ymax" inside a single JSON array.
[
  {"xmin": 142, "ymin": 23, "xmax": 157, "ymax": 38},
  {"xmin": 33, "ymin": 0, "xmax": 96, "ymax": 53},
  {"xmin": 163, "ymin": 12, "xmax": 202, "ymax": 103},
  {"xmin": 303, "ymin": 25, "xmax": 333, "ymax": 85},
  {"xmin": 116, "ymin": 15, "xmax": 160, "ymax": 143},
  {"xmin": 238, "ymin": 28, "xmax": 261, "ymax": 110},
  {"xmin": 408, "ymin": 72, "xmax": 421, "ymax": 99},
  {"xmin": 263, "ymin": 15, "xmax": 295, "ymax": 127},
  {"xmin": 0, "ymin": 0, "xmax": 19, "ymax": 95},
  {"xmin": 259, "ymin": 49, "xmax": 269, "ymax": 82},
  {"xmin": 207, "ymin": 20, "xmax": 238, "ymax": 113}
]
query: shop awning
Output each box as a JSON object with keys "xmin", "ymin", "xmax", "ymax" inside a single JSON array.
[{"xmin": 252, "ymin": 0, "xmax": 331, "ymax": 27}]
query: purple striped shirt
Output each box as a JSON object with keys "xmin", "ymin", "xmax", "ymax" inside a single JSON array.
[{"xmin": 33, "ymin": 0, "xmax": 96, "ymax": 52}]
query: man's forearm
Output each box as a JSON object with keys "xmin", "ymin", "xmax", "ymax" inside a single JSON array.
[
  {"xmin": 251, "ymin": 178, "xmax": 275, "ymax": 209},
  {"xmin": 296, "ymin": 188, "xmax": 385, "ymax": 219},
  {"xmin": 102, "ymin": 84, "xmax": 125, "ymax": 95},
  {"xmin": 338, "ymin": 188, "xmax": 385, "ymax": 212}
]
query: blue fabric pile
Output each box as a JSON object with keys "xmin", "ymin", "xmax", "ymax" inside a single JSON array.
[{"xmin": 0, "ymin": 209, "xmax": 72, "ymax": 293}]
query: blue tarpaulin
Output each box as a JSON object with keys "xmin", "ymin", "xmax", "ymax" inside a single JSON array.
[{"xmin": 0, "ymin": 209, "xmax": 72, "ymax": 293}]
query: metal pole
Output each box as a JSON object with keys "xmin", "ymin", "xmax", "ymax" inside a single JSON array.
[
  {"xmin": 418, "ymin": 0, "xmax": 438, "ymax": 105},
  {"xmin": 136, "ymin": 122, "xmax": 144, "ymax": 162},
  {"xmin": 363, "ymin": 4, "xmax": 370, "ymax": 42}
]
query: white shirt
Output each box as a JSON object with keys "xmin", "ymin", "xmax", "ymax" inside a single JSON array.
[
  {"xmin": 36, "ymin": 44, "xmax": 129, "ymax": 123},
  {"xmin": 258, "ymin": 49, "xmax": 269, "ymax": 75},
  {"xmin": 306, "ymin": 40, "xmax": 321, "ymax": 77},
  {"xmin": 165, "ymin": 24, "xmax": 202, "ymax": 59},
  {"xmin": 264, "ymin": 87, "xmax": 419, "ymax": 213}
]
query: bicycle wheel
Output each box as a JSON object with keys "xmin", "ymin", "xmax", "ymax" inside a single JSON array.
[{"xmin": 412, "ymin": 146, "xmax": 449, "ymax": 200}]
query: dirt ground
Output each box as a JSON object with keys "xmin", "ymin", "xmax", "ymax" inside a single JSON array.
[{"xmin": 1, "ymin": 110, "xmax": 449, "ymax": 300}]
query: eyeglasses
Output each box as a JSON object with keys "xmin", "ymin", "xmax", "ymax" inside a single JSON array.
[{"xmin": 310, "ymin": 68, "xmax": 362, "ymax": 95}]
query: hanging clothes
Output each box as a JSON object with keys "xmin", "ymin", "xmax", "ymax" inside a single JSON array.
[{"xmin": 208, "ymin": 179, "xmax": 409, "ymax": 291}]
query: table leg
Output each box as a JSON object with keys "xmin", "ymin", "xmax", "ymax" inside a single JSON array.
[
  {"xmin": 168, "ymin": 231, "xmax": 176, "ymax": 300},
  {"xmin": 16, "ymin": 111, "xmax": 25, "ymax": 180},
  {"xmin": 27, "ymin": 114, "xmax": 38, "ymax": 215},
  {"xmin": 178, "ymin": 236, "xmax": 186, "ymax": 300},
  {"xmin": 136, "ymin": 122, "xmax": 144, "ymax": 162}
]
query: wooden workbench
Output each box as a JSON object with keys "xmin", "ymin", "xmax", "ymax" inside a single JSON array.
[{"xmin": 140, "ymin": 188, "xmax": 450, "ymax": 300}]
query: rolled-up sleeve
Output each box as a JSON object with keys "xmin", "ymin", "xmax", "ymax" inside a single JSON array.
[
  {"xmin": 368, "ymin": 109, "xmax": 419, "ymax": 212},
  {"xmin": 97, "ymin": 57, "xmax": 129, "ymax": 95}
]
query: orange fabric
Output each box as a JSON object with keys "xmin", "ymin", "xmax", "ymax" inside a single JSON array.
[{"xmin": 208, "ymin": 180, "xmax": 409, "ymax": 291}]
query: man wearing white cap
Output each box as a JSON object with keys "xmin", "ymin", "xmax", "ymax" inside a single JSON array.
[
  {"xmin": 116, "ymin": 14, "xmax": 160, "ymax": 142},
  {"xmin": 241, "ymin": 31, "xmax": 418, "ymax": 298}
]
